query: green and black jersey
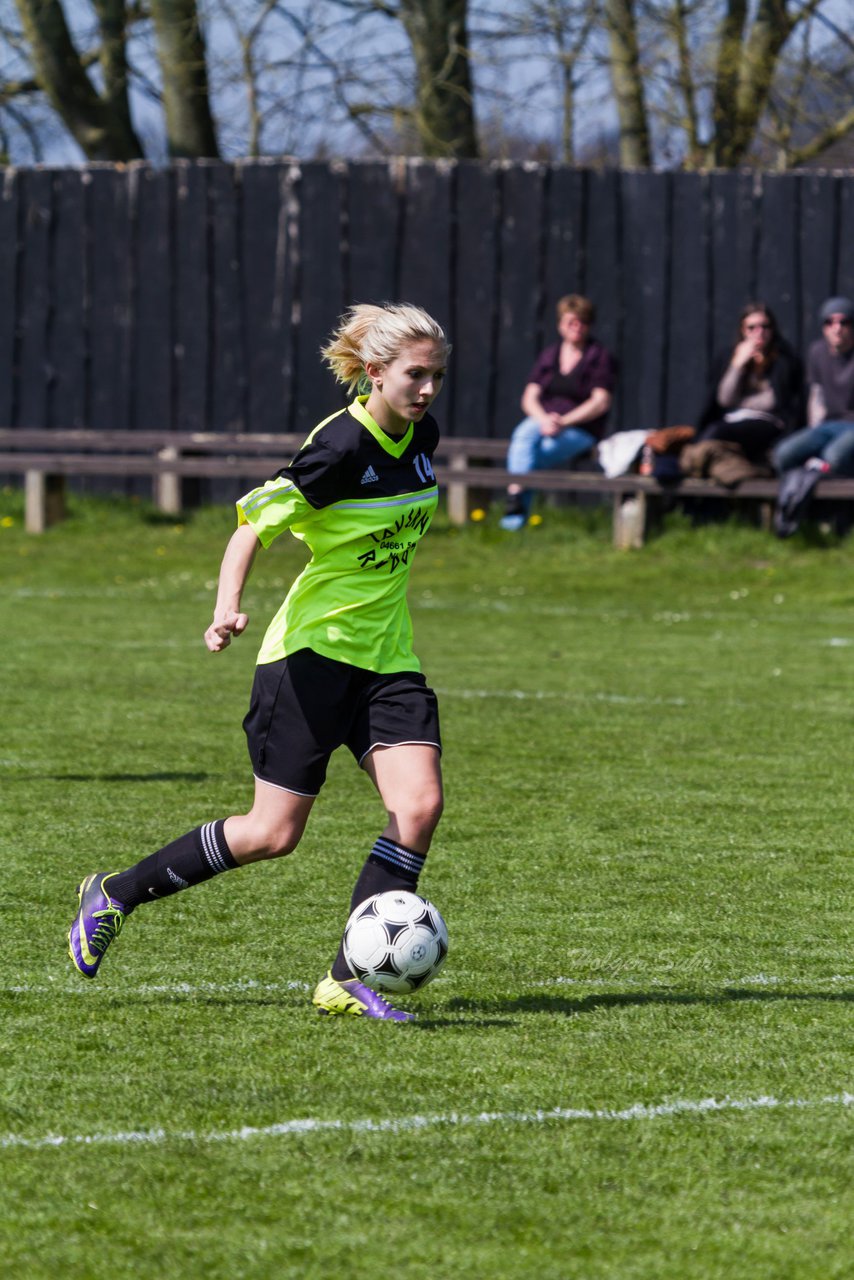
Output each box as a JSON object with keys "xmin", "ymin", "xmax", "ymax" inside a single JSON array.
[{"xmin": 237, "ymin": 396, "xmax": 440, "ymax": 674}]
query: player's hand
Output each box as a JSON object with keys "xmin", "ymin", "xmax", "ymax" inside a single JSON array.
[{"xmin": 204, "ymin": 611, "xmax": 249, "ymax": 652}]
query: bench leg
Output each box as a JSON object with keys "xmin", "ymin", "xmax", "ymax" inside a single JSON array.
[
  {"xmin": 613, "ymin": 491, "xmax": 648, "ymax": 549},
  {"xmin": 445, "ymin": 454, "xmax": 470, "ymax": 525},
  {"xmin": 25, "ymin": 471, "xmax": 66, "ymax": 533},
  {"xmin": 156, "ymin": 447, "xmax": 182, "ymax": 515}
]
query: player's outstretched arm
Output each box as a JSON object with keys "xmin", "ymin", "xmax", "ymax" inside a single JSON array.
[{"xmin": 204, "ymin": 523, "xmax": 261, "ymax": 652}]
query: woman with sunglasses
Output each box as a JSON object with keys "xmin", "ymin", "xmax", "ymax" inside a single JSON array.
[{"xmin": 697, "ymin": 301, "xmax": 804, "ymax": 465}]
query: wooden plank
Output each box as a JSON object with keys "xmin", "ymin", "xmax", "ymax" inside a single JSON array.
[
  {"xmin": 756, "ymin": 172, "xmax": 800, "ymax": 348},
  {"xmin": 492, "ymin": 164, "xmax": 546, "ymax": 439},
  {"xmin": 173, "ymin": 161, "xmax": 211, "ymax": 433},
  {"xmin": 398, "ymin": 160, "xmax": 455, "ymax": 432},
  {"xmin": 11, "ymin": 448, "xmax": 854, "ymax": 501},
  {"xmin": 89, "ymin": 166, "xmax": 132, "ymax": 433},
  {"xmin": 1, "ymin": 453, "xmax": 293, "ymax": 477},
  {"xmin": 620, "ymin": 170, "xmax": 670, "ymax": 430},
  {"xmin": 240, "ymin": 161, "xmax": 297, "ymax": 435},
  {"xmin": 346, "ymin": 161, "xmax": 398, "ymax": 304},
  {"xmin": 837, "ymin": 177, "xmax": 854, "ymax": 303},
  {"xmin": 542, "ymin": 166, "xmax": 586, "ymax": 324},
  {"xmin": 294, "ymin": 161, "xmax": 347, "ymax": 437},
  {"xmin": 209, "ymin": 164, "xmax": 245, "ymax": 434},
  {"xmin": 16, "ymin": 168, "xmax": 52, "ymax": 428},
  {"xmin": 49, "ymin": 169, "xmax": 88, "ymax": 429},
  {"xmin": 0, "ymin": 169, "xmax": 19, "ymax": 429},
  {"xmin": 709, "ymin": 170, "xmax": 758, "ymax": 354},
  {"xmin": 666, "ymin": 172, "xmax": 710, "ymax": 426},
  {"xmin": 453, "ymin": 161, "xmax": 499, "ymax": 438},
  {"xmin": 398, "ymin": 160, "xmax": 453, "ymax": 327},
  {"xmin": 132, "ymin": 165, "xmax": 173, "ymax": 432},
  {"xmin": 584, "ymin": 170, "xmax": 621, "ymax": 419},
  {"xmin": 799, "ymin": 172, "xmax": 837, "ymax": 345},
  {"xmin": 0, "ymin": 427, "xmax": 307, "ymax": 452},
  {"xmin": 0, "ymin": 168, "xmax": 18, "ymax": 435}
]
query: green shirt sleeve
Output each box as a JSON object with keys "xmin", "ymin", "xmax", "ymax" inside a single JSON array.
[{"xmin": 236, "ymin": 476, "xmax": 317, "ymax": 549}]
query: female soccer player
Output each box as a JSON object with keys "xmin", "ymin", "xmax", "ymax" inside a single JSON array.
[{"xmin": 68, "ymin": 302, "xmax": 450, "ymax": 1022}]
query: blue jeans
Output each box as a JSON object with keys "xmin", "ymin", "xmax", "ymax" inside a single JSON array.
[
  {"xmin": 773, "ymin": 420, "xmax": 854, "ymax": 476},
  {"xmin": 506, "ymin": 417, "xmax": 596, "ymax": 513}
]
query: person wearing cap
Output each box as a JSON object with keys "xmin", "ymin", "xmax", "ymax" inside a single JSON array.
[{"xmin": 773, "ymin": 296, "xmax": 854, "ymax": 476}]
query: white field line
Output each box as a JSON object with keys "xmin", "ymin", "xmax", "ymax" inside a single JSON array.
[
  {"xmin": 537, "ymin": 974, "xmax": 854, "ymax": 988},
  {"xmin": 2, "ymin": 1093, "xmax": 852, "ymax": 1153},
  {"xmin": 6, "ymin": 979, "xmax": 311, "ymax": 997},
  {"xmin": 435, "ymin": 687, "xmax": 688, "ymax": 707},
  {"xmin": 7, "ymin": 974, "xmax": 852, "ymax": 998}
]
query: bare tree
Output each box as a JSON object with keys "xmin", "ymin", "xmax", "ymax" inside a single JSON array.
[
  {"xmin": 472, "ymin": 0, "xmax": 599, "ymax": 164},
  {"xmin": 396, "ymin": 0, "xmax": 478, "ymax": 157},
  {"xmin": 208, "ymin": 1, "xmax": 409, "ymax": 159},
  {"xmin": 6, "ymin": 0, "xmax": 218, "ymax": 160},
  {"xmin": 227, "ymin": 0, "xmax": 480, "ymax": 160},
  {"xmin": 13, "ymin": 0, "xmax": 144, "ymax": 158},
  {"xmin": 618, "ymin": 0, "xmax": 854, "ymax": 168},
  {"xmin": 2, "ymin": 0, "xmax": 852, "ymax": 168}
]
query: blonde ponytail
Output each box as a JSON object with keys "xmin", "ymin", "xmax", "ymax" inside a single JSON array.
[{"xmin": 321, "ymin": 302, "xmax": 450, "ymax": 393}]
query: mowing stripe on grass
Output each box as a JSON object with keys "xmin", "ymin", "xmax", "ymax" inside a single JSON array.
[{"xmin": 3, "ymin": 1093, "xmax": 852, "ymax": 1152}]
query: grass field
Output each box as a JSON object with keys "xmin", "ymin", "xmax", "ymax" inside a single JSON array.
[{"xmin": 2, "ymin": 489, "xmax": 853, "ymax": 1279}]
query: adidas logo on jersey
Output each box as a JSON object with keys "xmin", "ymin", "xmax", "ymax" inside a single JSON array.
[{"xmin": 360, "ymin": 465, "xmax": 380, "ymax": 485}]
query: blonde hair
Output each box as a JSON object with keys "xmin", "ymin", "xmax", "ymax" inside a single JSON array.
[{"xmin": 321, "ymin": 302, "xmax": 450, "ymax": 393}]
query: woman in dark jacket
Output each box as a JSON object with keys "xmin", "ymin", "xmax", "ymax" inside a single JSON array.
[{"xmin": 698, "ymin": 301, "xmax": 805, "ymax": 464}]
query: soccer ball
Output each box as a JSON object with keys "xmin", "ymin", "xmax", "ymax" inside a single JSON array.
[{"xmin": 343, "ymin": 890, "xmax": 448, "ymax": 994}]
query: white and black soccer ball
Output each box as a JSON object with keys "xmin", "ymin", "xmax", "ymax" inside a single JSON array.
[{"xmin": 343, "ymin": 890, "xmax": 448, "ymax": 994}]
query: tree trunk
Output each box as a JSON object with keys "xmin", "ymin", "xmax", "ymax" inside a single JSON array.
[
  {"xmin": 398, "ymin": 0, "xmax": 478, "ymax": 158},
  {"xmin": 710, "ymin": 0, "xmax": 747, "ymax": 165},
  {"xmin": 149, "ymin": 0, "xmax": 219, "ymax": 158},
  {"xmin": 602, "ymin": 0, "xmax": 652, "ymax": 167},
  {"xmin": 711, "ymin": 0, "xmax": 799, "ymax": 166},
  {"xmin": 92, "ymin": 0, "xmax": 136, "ymax": 147},
  {"xmin": 14, "ymin": 0, "xmax": 143, "ymax": 160},
  {"xmin": 730, "ymin": 0, "xmax": 795, "ymax": 164}
]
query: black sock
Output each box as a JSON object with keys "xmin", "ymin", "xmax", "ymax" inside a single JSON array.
[
  {"xmin": 109, "ymin": 820, "xmax": 239, "ymax": 912},
  {"xmin": 330, "ymin": 836, "xmax": 427, "ymax": 981}
]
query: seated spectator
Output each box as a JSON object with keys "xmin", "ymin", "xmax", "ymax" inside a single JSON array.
[
  {"xmin": 500, "ymin": 294, "xmax": 617, "ymax": 531},
  {"xmin": 697, "ymin": 301, "xmax": 804, "ymax": 465},
  {"xmin": 773, "ymin": 296, "xmax": 854, "ymax": 476}
]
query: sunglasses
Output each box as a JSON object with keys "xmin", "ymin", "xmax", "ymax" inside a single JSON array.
[{"xmin": 824, "ymin": 317, "xmax": 853, "ymax": 328}]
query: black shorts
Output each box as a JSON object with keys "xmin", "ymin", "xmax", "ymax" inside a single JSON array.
[{"xmin": 242, "ymin": 648, "xmax": 442, "ymax": 796}]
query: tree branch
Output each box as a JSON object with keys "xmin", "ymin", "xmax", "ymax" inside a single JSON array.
[{"xmin": 787, "ymin": 102, "xmax": 854, "ymax": 165}]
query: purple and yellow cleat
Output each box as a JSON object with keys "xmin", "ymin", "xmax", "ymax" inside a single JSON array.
[
  {"xmin": 68, "ymin": 872, "xmax": 127, "ymax": 978},
  {"xmin": 312, "ymin": 971, "xmax": 415, "ymax": 1022}
]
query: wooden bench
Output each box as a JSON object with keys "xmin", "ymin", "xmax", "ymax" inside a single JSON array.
[{"xmin": 4, "ymin": 428, "xmax": 854, "ymax": 546}]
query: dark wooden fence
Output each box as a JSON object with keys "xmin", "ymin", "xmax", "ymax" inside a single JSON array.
[{"xmin": 1, "ymin": 159, "xmax": 852, "ymax": 449}]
